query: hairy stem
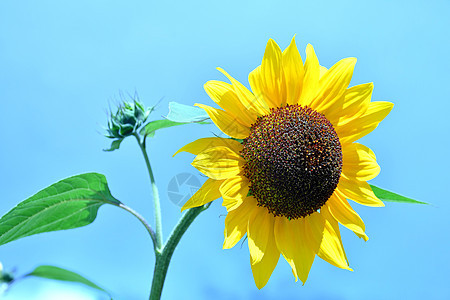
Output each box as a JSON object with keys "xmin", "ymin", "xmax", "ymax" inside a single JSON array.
[
  {"xmin": 149, "ymin": 204, "xmax": 210, "ymax": 300},
  {"xmin": 135, "ymin": 134, "xmax": 163, "ymax": 251}
]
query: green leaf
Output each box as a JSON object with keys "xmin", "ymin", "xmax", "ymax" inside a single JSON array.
[
  {"xmin": 103, "ymin": 139, "xmax": 124, "ymax": 152},
  {"xmin": 165, "ymin": 102, "xmax": 210, "ymax": 123},
  {"xmin": 26, "ymin": 265, "xmax": 111, "ymax": 297},
  {"xmin": 0, "ymin": 173, "xmax": 120, "ymax": 246},
  {"xmin": 370, "ymin": 185, "xmax": 427, "ymax": 204},
  {"xmin": 140, "ymin": 119, "xmax": 189, "ymax": 137},
  {"xmin": 138, "ymin": 102, "xmax": 210, "ymax": 138},
  {"xmin": 140, "ymin": 118, "xmax": 209, "ymax": 138}
]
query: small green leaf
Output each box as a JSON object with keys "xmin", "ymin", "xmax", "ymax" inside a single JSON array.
[
  {"xmin": 166, "ymin": 102, "xmax": 210, "ymax": 123},
  {"xmin": 139, "ymin": 102, "xmax": 210, "ymax": 138},
  {"xmin": 0, "ymin": 173, "xmax": 120, "ymax": 246},
  {"xmin": 103, "ymin": 139, "xmax": 124, "ymax": 152},
  {"xmin": 26, "ymin": 265, "xmax": 111, "ymax": 297},
  {"xmin": 141, "ymin": 118, "xmax": 209, "ymax": 138},
  {"xmin": 370, "ymin": 185, "xmax": 427, "ymax": 204},
  {"xmin": 140, "ymin": 119, "xmax": 189, "ymax": 137}
]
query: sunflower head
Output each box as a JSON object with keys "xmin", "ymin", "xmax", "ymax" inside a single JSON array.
[
  {"xmin": 242, "ymin": 104, "xmax": 343, "ymax": 220},
  {"xmin": 176, "ymin": 36, "xmax": 393, "ymax": 288}
]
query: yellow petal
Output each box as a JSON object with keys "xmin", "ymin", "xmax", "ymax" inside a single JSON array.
[
  {"xmin": 223, "ymin": 196, "xmax": 257, "ymax": 249},
  {"xmin": 337, "ymin": 177, "xmax": 384, "ymax": 207},
  {"xmin": 282, "ymin": 36, "xmax": 304, "ymax": 105},
  {"xmin": 342, "ymin": 143, "xmax": 380, "ymax": 181},
  {"xmin": 248, "ymin": 205, "xmax": 275, "ymax": 264},
  {"xmin": 260, "ymin": 39, "xmax": 285, "ymax": 107},
  {"xmin": 318, "ymin": 207, "xmax": 352, "ymax": 270},
  {"xmin": 274, "ymin": 217, "xmax": 315, "ymax": 283},
  {"xmin": 191, "ymin": 146, "xmax": 245, "ymax": 180},
  {"xmin": 327, "ymin": 191, "xmax": 368, "ymax": 241},
  {"xmin": 303, "ymin": 211, "xmax": 325, "ymax": 252},
  {"xmin": 181, "ymin": 178, "xmax": 223, "ymax": 211},
  {"xmin": 220, "ymin": 176, "xmax": 250, "ymax": 211},
  {"xmin": 173, "ymin": 137, "xmax": 243, "ymax": 157},
  {"xmin": 328, "ymin": 83, "xmax": 373, "ymax": 126},
  {"xmin": 299, "ymin": 44, "xmax": 320, "ymax": 106},
  {"xmin": 251, "ymin": 225, "xmax": 280, "ymax": 289},
  {"xmin": 319, "ymin": 66, "xmax": 328, "ymax": 79},
  {"xmin": 195, "ymin": 103, "xmax": 250, "ymax": 139},
  {"xmin": 216, "ymin": 67, "xmax": 269, "ymax": 116},
  {"xmin": 337, "ymin": 101, "xmax": 394, "ymax": 143},
  {"xmin": 248, "ymin": 66, "xmax": 267, "ymax": 109},
  {"xmin": 204, "ymin": 80, "xmax": 256, "ymax": 127},
  {"xmin": 310, "ymin": 57, "xmax": 357, "ymax": 114}
]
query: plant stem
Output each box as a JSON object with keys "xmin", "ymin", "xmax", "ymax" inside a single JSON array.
[
  {"xmin": 134, "ymin": 133, "xmax": 210, "ymax": 299},
  {"xmin": 149, "ymin": 204, "xmax": 210, "ymax": 300},
  {"xmin": 116, "ymin": 203, "xmax": 157, "ymax": 250},
  {"xmin": 135, "ymin": 134, "xmax": 163, "ymax": 251}
]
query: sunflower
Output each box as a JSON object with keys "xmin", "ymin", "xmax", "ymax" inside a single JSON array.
[{"xmin": 175, "ymin": 37, "xmax": 393, "ymax": 288}]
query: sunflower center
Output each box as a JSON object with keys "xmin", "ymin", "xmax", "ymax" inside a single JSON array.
[{"xmin": 241, "ymin": 104, "xmax": 342, "ymax": 219}]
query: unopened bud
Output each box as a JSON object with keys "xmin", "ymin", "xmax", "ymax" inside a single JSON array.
[{"xmin": 106, "ymin": 100, "xmax": 151, "ymax": 139}]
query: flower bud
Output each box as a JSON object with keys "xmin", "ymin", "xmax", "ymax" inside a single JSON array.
[{"xmin": 106, "ymin": 100, "xmax": 151, "ymax": 139}]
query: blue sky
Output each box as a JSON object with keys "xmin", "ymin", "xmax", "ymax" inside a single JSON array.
[{"xmin": 1, "ymin": 0, "xmax": 449, "ymax": 299}]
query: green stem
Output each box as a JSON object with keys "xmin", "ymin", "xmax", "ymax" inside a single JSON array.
[
  {"xmin": 135, "ymin": 134, "xmax": 163, "ymax": 251},
  {"xmin": 134, "ymin": 133, "xmax": 210, "ymax": 299},
  {"xmin": 149, "ymin": 204, "xmax": 210, "ymax": 300},
  {"xmin": 116, "ymin": 203, "xmax": 157, "ymax": 250}
]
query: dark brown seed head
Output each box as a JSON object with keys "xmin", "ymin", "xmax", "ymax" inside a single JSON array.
[{"xmin": 241, "ymin": 104, "xmax": 342, "ymax": 219}]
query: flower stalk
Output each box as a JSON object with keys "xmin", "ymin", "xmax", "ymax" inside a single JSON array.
[
  {"xmin": 135, "ymin": 133, "xmax": 164, "ymax": 251},
  {"xmin": 133, "ymin": 132, "xmax": 210, "ymax": 299}
]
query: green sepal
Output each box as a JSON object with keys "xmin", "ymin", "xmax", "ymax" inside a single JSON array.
[
  {"xmin": 0, "ymin": 173, "xmax": 120, "ymax": 246},
  {"xmin": 370, "ymin": 185, "xmax": 427, "ymax": 204},
  {"xmin": 26, "ymin": 265, "xmax": 112, "ymax": 298},
  {"xmin": 107, "ymin": 118, "xmax": 121, "ymax": 138},
  {"xmin": 103, "ymin": 139, "xmax": 124, "ymax": 152},
  {"xmin": 230, "ymin": 138, "xmax": 244, "ymax": 143},
  {"xmin": 118, "ymin": 123, "xmax": 134, "ymax": 137}
]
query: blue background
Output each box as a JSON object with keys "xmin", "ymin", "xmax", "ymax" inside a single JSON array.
[{"xmin": 1, "ymin": 0, "xmax": 449, "ymax": 299}]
